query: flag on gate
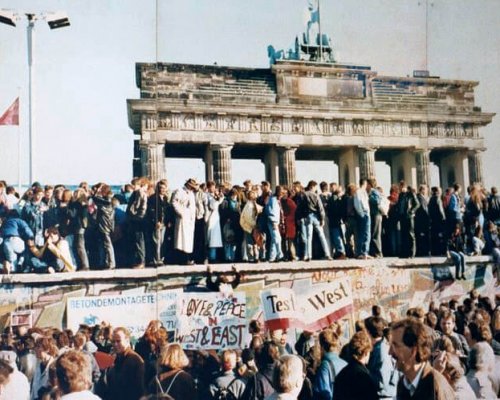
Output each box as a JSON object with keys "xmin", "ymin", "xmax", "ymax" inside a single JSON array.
[{"xmin": 0, "ymin": 98, "xmax": 19, "ymax": 126}]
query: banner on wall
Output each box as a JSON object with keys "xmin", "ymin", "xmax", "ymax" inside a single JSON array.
[
  {"xmin": 176, "ymin": 292, "xmax": 248, "ymax": 350},
  {"xmin": 301, "ymin": 276, "xmax": 354, "ymax": 331},
  {"xmin": 260, "ymin": 277, "xmax": 354, "ymax": 331},
  {"xmin": 260, "ymin": 287, "xmax": 302, "ymax": 330},
  {"xmin": 66, "ymin": 290, "xmax": 182, "ymax": 338}
]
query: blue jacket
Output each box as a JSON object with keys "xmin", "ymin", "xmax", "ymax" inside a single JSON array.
[
  {"xmin": 264, "ymin": 195, "xmax": 281, "ymax": 224},
  {"xmin": 0, "ymin": 217, "xmax": 34, "ymax": 241},
  {"xmin": 447, "ymin": 193, "xmax": 462, "ymax": 221},
  {"xmin": 313, "ymin": 352, "xmax": 347, "ymax": 400},
  {"xmin": 367, "ymin": 338, "xmax": 399, "ymax": 398}
]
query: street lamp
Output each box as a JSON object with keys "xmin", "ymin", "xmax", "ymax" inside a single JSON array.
[{"xmin": 0, "ymin": 9, "xmax": 70, "ymax": 185}]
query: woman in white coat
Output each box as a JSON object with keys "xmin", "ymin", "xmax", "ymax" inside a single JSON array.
[
  {"xmin": 204, "ymin": 181, "xmax": 224, "ymax": 262},
  {"xmin": 172, "ymin": 179, "xmax": 198, "ymax": 265}
]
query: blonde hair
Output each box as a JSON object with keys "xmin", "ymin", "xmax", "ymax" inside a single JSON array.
[{"xmin": 160, "ymin": 343, "xmax": 189, "ymax": 370}]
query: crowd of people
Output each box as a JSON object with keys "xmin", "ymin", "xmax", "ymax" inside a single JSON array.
[
  {"xmin": 0, "ymin": 290, "xmax": 499, "ymax": 399},
  {"xmin": 0, "ymin": 178, "xmax": 499, "ymax": 275}
]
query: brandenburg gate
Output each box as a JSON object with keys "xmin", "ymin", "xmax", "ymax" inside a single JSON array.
[{"xmin": 127, "ymin": 15, "xmax": 493, "ymax": 189}]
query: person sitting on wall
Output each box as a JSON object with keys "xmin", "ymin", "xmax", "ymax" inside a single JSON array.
[
  {"xmin": 206, "ymin": 264, "xmax": 241, "ymax": 294},
  {"xmin": 0, "ymin": 209, "xmax": 34, "ymax": 274},
  {"xmin": 26, "ymin": 226, "xmax": 76, "ymax": 273}
]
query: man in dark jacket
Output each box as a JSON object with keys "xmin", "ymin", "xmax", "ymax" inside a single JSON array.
[
  {"xmin": 415, "ymin": 184, "xmax": 431, "ymax": 256},
  {"xmin": 487, "ymin": 186, "xmax": 500, "ymax": 224},
  {"xmin": 241, "ymin": 341, "xmax": 279, "ymax": 400},
  {"xmin": 428, "ymin": 186, "xmax": 447, "ymax": 255},
  {"xmin": 302, "ymin": 180, "xmax": 332, "ymax": 261},
  {"xmin": 334, "ymin": 331, "xmax": 378, "ymax": 400},
  {"xmin": 106, "ymin": 327, "xmax": 144, "ymax": 400},
  {"xmin": 93, "ymin": 184, "xmax": 116, "ymax": 269},
  {"xmin": 327, "ymin": 186, "xmax": 346, "ymax": 259},
  {"xmin": 397, "ymin": 184, "xmax": 420, "ymax": 258}
]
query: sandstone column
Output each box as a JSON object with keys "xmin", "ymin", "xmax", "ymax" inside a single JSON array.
[
  {"xmin": 140, "ymin": 142, "xmax": 166, "ymax": 181},
  {"xmin": 415, "ymin": 149, "xmax": 431, "ymax": 187},
  {"xmin": 358, "ymin": 147, "xmax": 376, "ymax": 181},
  {"xmin": 211, "ymin": 144, "xmax": 233, "ymax": 185},
  {"xmin": 468, "ymin": 149, "xmax": 484, "ymax": 185},
  {"xmin": 277, "ymin": 146, "xmax": 297, "ymax": 186}
]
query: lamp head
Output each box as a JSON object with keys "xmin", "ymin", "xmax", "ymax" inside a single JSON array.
[
  {"xmin": 0, "ymin": 9, "xmax": 18, "ymax": 27},
  {"xmin": 45, "ymin": 11, "xmax": 70, "ymax": 29}
]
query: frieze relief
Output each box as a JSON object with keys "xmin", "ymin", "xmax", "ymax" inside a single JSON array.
[
  {"xmin": 353, "ymin": 120, "xmax": 365, "ymax": 136},
  {"xmin": 270, "ymin": 118, "xmax": 282, "ymax": 132},
  {"xmin": 292, "ymin": 118, "xmax": 303, "ymax": 133},
  {"xmin": 309, "ymin": 119, "xmax": 324, "ymax": 135},
  {"xmin": 391, "ymin": 122, "xmax": 403, "ymax": 136},
  {"xmin": 332, "ymin": 120, "xmax": 345, "ymax": 135},
  {"xmin": 203, "ymin": 114, "xmax": 217, "ymax": 130},
  {"xmin": 428, "ymin": 123, "xmax": 438, "ymax": 137},
  {"xmin": 152, "ymin": 112, "xmax": 478, "ymax": 140},
  {"xmin": 410, "ymin": 122, "xmax": 420, "ymax": 136},
  {"xmin": 225, "ymin": 116, "xmax": 239, "ymax": 131},
  {"xmin": 371, "ymin": 121, "xmax": 383, "ymax": 136},
  {"xmin": 249, "ymin": 117, "xmax": 261, "ymax": 132},
  {"xmin": 158, "ymin": 113, "xmax": 173, "ymax": 129},
  {"xmin": 180, "ymin": 114, "xmax": 195, "ymax": 130}
]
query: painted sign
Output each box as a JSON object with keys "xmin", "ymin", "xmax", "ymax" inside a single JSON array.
[
  {"xmin": 176, "ymin": 292, "xmax": 248, "ymax": 350},
  {"xmin": 301, "ymin": 276, "xmax": 354, "ymax": 331},
  {"xmin": 67, "ymin": 290, "xmax": 182, "ymax": 338},
  {"xmin": 260, "ymin": 277, "xmax": 354, "ymax": 331}
]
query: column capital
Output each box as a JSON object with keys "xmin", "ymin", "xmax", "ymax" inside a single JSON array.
[
  {"xmin": 467, "ymin": 147, "xmax": 486, "ymax": 154},
  {"xmin": 210, "ymin": 143, "xmax": 234, "ymax": 150},
  {"xmin": 276, "ymin": 145, "xmax": 298, "ymax": 152},
  {"xmin": 358, "ymin": 146, "xmax": 378, "ymax": 153}
]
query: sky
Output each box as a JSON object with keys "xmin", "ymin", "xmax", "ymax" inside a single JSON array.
[{"xmin": 0, "ymin": 0, "xmax": 499, "ymax": 191}]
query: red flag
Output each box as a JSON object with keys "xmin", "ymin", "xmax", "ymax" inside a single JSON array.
[{"xmin": 0, "ymin": 98, "xmax": 19, "ymax": 126}]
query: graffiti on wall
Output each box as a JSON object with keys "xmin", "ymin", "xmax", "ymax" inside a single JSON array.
[{"xmin": 0, "ymin": 262, "xmax": 497, "ymax": 340}]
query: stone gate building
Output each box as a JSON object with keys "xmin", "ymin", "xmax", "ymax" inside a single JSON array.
[{"xmin": 127, "ymin": 59, "xmax": 493, "ymax": 189}]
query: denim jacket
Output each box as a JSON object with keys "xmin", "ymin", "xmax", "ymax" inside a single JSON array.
[
  {"xmin": 367, "ymin": 338, "xmax": 399, "ymax": 398},
  {"xmin": 313, "ymin": 352, "xmax": 347, "ymax": 400}
]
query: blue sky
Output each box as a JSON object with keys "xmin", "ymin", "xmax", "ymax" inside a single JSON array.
[{"xmin": 0, "ymin": 0, "xmax": 499, "ymax": 191}]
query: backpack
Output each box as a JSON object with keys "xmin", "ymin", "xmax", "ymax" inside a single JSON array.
[{"xmin": 214, "ymin": 378, "xmax": 237, "ymax": 400}]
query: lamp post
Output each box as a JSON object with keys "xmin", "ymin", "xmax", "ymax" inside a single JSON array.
[{"xmin": 0, "ymin": 9, "xmax": 69, "ymax": 185}]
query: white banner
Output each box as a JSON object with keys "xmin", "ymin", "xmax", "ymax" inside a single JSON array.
[
  {"xmin": 260, "ymin": 277, "xmax": 354, "ymax": 331},
  {"xmin": 66, "ymin": 290, "xmax": 182, "ymax": 338},
  {"xmin": 176, "ymin": 292, "xmax": 248, "ymax": 350},
  {"xmin": 260, "ymin": 287, "xmax": 301, "ymax": 330},
  {"xmin": 300, "ymin": 276, "xmax": 354, "ymax": 330}
]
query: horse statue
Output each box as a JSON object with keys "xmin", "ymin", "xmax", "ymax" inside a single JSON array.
[{"xmin": 267, "ymin": 45, "xmax": 285, "ymax": 65}]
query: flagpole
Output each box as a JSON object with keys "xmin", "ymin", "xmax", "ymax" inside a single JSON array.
[
  {"xmin": 17, "ymin": 89, "xmax": 22, "ymax": 193},
  {"xmin": 27, "ymin": 13, "xmax": 35, "ymax": 185},
  {"xmin": 318, "ymin": 0, "xmax": 323, "ymax": 62}
]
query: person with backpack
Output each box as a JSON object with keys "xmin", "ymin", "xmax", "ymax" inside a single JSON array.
[
  {"xmin": 209, "ymin": 349, "xmax": 246, "ymax": 400},
  {"xmin": 312, "ymin": 329, "xmax": 347, "ymax": 400},
  {"xmin": 241, "ymin": 341, "xmax": 280, "ymax": 400},
  {"xmin": 146, "ymin": 343, "xmax": 196, "ymax": 400}
]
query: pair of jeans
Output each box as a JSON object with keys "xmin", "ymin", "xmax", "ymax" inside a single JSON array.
[
  {"xmin": 224, "ymin": 244, "xmax": 236, "ymax": 261},
  {"xmin": 356, "ymin": 213, "xmax": 371, "ymax": 257},
  {"xmin": 152, "ymin": 225, "xmax": 166, "ymax": 264},
  {"xmin": 450, "ymin": 250, "xmax": 466, "ymax": 278},
  {"xmin": 2, "ymin": 237, "xmax": 26, "ymax": 272},
  {"xmin": 370, "ymin": 213, "xmax": 383, "ymax": 257},
  {"xmin": 66, "ymin": 233, "xmax": 90, "ymax": 270},
  {"xmin": 267, "ymin": 222, "xmax": 283, "ymax": 262},
  {"xmin": 98, "ymin": 231, "xmax": 115, "ymax": 269},
  {"xmin": 128, "ymin": 220, "xmax": 145, "ymax": 266},
  {"xmin": 329, "ymin": 226, "xmax": 346, "ymax": 255},
  {"xmin": 304, "ymin": 213, "xmax": 331, "ymax": 259}
]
